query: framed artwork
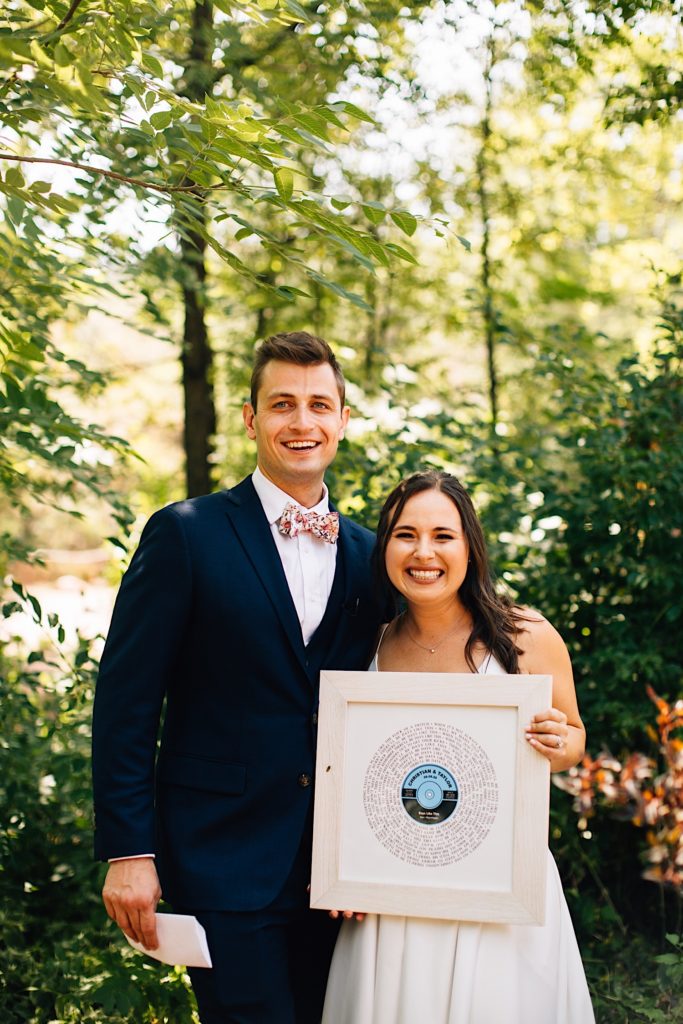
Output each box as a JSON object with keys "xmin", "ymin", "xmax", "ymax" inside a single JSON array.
[{"xmin": 310, "ymin": 670, "xmax": 552, "ymax": 924}]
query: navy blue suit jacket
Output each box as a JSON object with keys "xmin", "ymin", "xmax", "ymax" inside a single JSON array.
[{"xmin": 92, "ymin": 477, "xmax": 382, "ymax": 911}]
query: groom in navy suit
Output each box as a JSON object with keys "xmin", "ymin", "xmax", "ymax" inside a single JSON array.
[{"xmin": 92, "ymin": 332, "xmax": 383, "ymax": 1023}]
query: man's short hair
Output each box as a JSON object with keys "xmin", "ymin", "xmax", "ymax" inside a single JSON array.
[{"xmin": 250, "ymin": 331, "xmax": 346, "ymax": 409}]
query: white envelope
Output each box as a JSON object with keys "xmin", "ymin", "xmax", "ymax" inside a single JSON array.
[{"xmin": 125, "ymin": 913, "xmax": 212, "ymax": 968}]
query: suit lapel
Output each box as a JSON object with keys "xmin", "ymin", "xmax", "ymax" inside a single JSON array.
[
  {"xmin": 337, "ymin": 515, "xmax": 368, "ymax": 615},
  {"xmin": 223, "ymin": 477, "xmax": 307, "ymax": 670}
]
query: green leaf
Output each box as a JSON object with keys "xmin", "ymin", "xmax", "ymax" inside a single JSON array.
[
  {"xmin": 390, "ymin": 211, "xmax": 417, "ymax": 237},
  {"xmin": 257, "ymin": 0, "xmax": 280, "ymax": 9},
  {"xmin": 316, "ymin": 105, "xmax": 347, "ymax": 130},
  {"xmin": 305, "ymin": 269, "xmax": 372, "ymax": 310},
  {"xmin": 29, "ymin": 39, "xmax": 52, "ymax": 69},
  {"xmin": 283, "ymin": 0, "xmax": 313, "ymax": 22},
  {"xmin": 53, "ymin": 42, "xmax": 72, "ymax": 68},
  {"xmin": 274, "ymin": 284, "xmax": 310, "ymax": 298},
  {"xmin": 5, "ymin": 166, "xmax": 25, "ymax": 188},
  {"xmin": 385, "ymin": 242, "xmax": 418, "ymax": 265},
  {"xmin": 334, "ymin": 100, "xmax": 375, "ymax": 125},
  {"xmin": 291, "ymin": 112, "xmax": 331, "ymax": 143},
  {"xmin": 362, "ymin": 202, "xmax": 386, "ymax": 226},
  {"xmin": 274, "ymin": 167, "xmax": 294, "ymax": 201},
  {"xmin": 27, "ymin": 593, "xmax": 42, "ymax": 621},
  {"xmin": 106, "ymin": 535, "xmax": 128, "ymax": 551},
  {"xmin": 330, "ymin": 196, "xmax": 353, "ymax": 211},
  {"xmin": 235, "ymin": 227, "xmax": 254, "ymax": 240},
  {"xmin": 655, "ymin": 953, "xmax": 681, "ymax": 965},
  {"xmin": 140, "ymin": 52, "xmax": 164, "ymax": 78},
  {"xmin": 150, "ymin": 109, "xmax": 173, "ymax": 131},
  {"xmin": 456, "ymin": 234, "xmax": 472, "ymax": 252}
]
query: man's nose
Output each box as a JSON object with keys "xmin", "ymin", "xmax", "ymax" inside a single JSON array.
[{"xmin": 289, "ymin": 404, "xmax": 314, "ymax": 430}]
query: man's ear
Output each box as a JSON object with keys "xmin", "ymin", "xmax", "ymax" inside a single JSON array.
[
  {"xmin": 339, "ymin": 405, "xmax": 350, "ymax": 439},
  {"xmin": 243, "ymin": 402, "xmax": 257, "ymax": 440}
]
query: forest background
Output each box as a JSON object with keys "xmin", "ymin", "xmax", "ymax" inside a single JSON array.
[{"xmin": 1, "ymin": 1, "xmax": 682, "ymax": 1021}]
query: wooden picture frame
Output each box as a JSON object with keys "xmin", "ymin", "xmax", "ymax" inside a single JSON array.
[{"xmin": 310, "ymin": 670, "xmax": 552, "ymax": 925}]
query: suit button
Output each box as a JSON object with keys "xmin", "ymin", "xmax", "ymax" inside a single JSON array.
[
  {"xmin": 298, "ymin": 773, "xmax": 312, "ymax": 788},
  {"xmin": 312, "ymin": 712, "xmax": 318, "ymax": 726}
]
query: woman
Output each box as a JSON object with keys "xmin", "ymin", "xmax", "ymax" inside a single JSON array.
[{"xmin": 322, "ymin": 471, "xmax": 594, "ymax": 1024}]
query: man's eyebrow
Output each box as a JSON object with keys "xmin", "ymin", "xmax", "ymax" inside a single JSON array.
[{"xmin": 264, "ymin": 390, "xmax": 336, "ymax": 401}]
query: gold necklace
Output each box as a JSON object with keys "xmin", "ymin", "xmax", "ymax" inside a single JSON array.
[{"xmin": 402, "ymin": 611, "xmax": 470, "ymax": 654}]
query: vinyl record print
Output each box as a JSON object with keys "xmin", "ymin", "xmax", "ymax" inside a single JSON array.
[{"xmin": 362, "ymin": 721, "xmax": 499, "ymax": 867}]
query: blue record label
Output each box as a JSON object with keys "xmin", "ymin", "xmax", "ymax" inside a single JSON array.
[{"xmin": 401, "ymin": 763, "xmax": 459, "ymax": 825}]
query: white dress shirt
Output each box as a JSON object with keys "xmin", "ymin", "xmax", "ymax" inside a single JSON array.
[{"xmin": 251, "ymin": 466, "xmax": 337, "ymax": 645}]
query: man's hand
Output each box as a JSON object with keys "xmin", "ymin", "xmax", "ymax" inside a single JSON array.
[{"xmin": 102, "ymin": 857, "xmax": 162, "ymax": 949}]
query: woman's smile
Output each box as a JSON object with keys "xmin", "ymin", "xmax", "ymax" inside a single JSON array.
[{"xmin": 405, "ymin": 567, "xmax": 444, "ymax": 582}]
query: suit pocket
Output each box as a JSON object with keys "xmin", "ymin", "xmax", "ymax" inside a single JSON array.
[{"xmin": 157, "ymin": 753, "xmax": 247, "ymax": 794}]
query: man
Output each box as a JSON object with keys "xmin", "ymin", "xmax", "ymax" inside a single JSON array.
[{"xmin": 92, "ymin": 332, "xmax": 383, "ymax": 1023}]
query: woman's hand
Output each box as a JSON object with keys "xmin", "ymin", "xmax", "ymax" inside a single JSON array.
[
  {"xmin": 328, "ymin": 909, "xmax": 365, "ymax": 922},
  {"xmin": 525, "ymin": 706, "xmax": 584, "ymax": 771},
  {"xmin": 526, "ymin": 708, "xmax": 568, "ymax": 760}
]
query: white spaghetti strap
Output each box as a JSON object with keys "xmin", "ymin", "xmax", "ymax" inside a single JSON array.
[{"xmin": 372, "ymin": 622, "xmax": 392, "ymax": 671}]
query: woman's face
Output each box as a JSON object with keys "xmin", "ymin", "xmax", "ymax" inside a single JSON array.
[{"xmin": 385, "ymin": 488, "xmax": 470, "ymax": 609}]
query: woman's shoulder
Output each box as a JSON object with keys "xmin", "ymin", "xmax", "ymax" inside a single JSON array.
[
  {"xmin": 514, "ymin": 605, "xmax": 548, "ymax": 631},
  {"xmin": 513, "ymin": 607, "xmax": 570, "ymax": 667}
]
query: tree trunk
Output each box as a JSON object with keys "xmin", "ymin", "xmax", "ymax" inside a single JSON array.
[
  {"xmin": 476, "ymin": 36, "xmax": 499, "ymax": 433},
  {"xmin": 179, "ymin": 0, "xmax": 217, "ymax": 497},
  {"xmin": 181, "ymin": 220, "xmax": 216, "ymax": 497}
]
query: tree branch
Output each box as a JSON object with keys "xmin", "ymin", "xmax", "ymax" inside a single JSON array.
[
  {"xmin": 56, "ymin": 0, "xmax": 85, "ymax": 32},
  {"xmin": 0, "ymin": 153, "xmax": 202, "ymax": 194}
]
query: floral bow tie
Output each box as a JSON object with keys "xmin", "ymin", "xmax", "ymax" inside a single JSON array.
[{"xmin": 278, "ymin": 503, "xmax": 340, "ymax": 544}]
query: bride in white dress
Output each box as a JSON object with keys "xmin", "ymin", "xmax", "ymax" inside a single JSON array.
[{"xmin": 322, "ymin": 471, "xmax": 595, "ymax": 1024}]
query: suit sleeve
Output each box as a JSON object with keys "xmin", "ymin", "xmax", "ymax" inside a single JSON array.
[{"xmin": 92, "ymin": 506, "xmax": 193, "ymax": 860}]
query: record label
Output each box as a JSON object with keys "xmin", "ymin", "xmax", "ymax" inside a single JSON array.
[{"xmin": 401, "ymin": 763, "xmax": 459, "ymax": 824}]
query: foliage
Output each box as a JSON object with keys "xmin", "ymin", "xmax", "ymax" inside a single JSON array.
[
  {"xmin": 0, "ymin": 617, "xmax": 198, "ymax": 1022},
  {"xmin": 555, "ymin": 687, "xmax": 683, "ymax": 889},
  {"xmin": 0, "ymin": 0, "xmax": 426, "ymax": 500},
  {"xmin": 510, "ymin": 310, "xmax": 683, "ymax": 750},
  {"xmin": 0, "ymin": 193, "xmax": 137, "ymax": 566}
]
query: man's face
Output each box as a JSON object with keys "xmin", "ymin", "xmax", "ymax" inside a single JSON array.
[{"xmin": 243, "ymin": 360, "xmax": 350, "ymax": 498}]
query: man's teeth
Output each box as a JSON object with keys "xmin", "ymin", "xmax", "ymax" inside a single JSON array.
[
  {"xmin": 284, "ymin": 441, "xmax": 317, "ymax": 449},
  {"xmin": 408, "ymin": 569, "xmax": 442, "ymax": 580}
]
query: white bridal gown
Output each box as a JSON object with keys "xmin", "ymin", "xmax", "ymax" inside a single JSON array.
[{"xmin": 321, "ymin": 654, "xmax": 595, "ymax": 1024}]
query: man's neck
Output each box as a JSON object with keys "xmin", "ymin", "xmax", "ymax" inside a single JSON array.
[{"xmin": 256, "ymin": 465, "xmax": 325, "ymax": 509}]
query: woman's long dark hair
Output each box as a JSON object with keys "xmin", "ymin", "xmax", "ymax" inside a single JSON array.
[{"xmin": 372, "ymin": 470, "xmax": 526, "ymax": 673}]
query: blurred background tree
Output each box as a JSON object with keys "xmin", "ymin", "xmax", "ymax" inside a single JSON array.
[{"xmin": 1, "ymin": 0, "xmax": 682, "ymax": 1020}]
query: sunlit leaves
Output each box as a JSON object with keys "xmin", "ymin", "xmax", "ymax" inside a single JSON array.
[
  {"xmin": 390, "ymin": 210, "xmax": 417, "ymax": 236},
  {"xmin": 273, "ymin": 166, "xmax": 294, "ymax": 200}
]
